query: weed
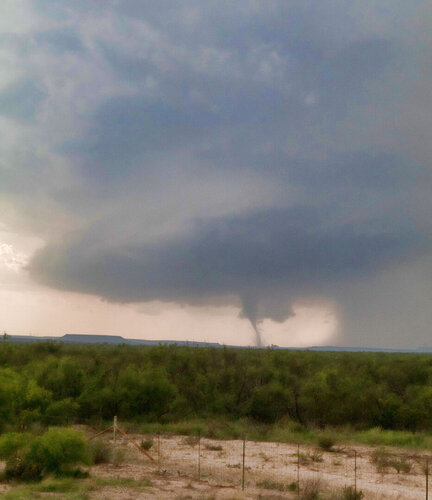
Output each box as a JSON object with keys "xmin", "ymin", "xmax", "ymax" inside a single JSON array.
[
  {"xmin": 390, "ymin": 456, "xmax": 411, "ymax": 474},
  {"xmin": 299, "ymin": 478, "xmax": 321, "ymax": 500},
  {"xmin": 256, "ymin": 479, "xmax": 286, "ymax": 491},
  {"xmin": 370, "ymin": 447, "xmax": 392, "ymax": 473},
  {"xmin": 205, "ymin": 444, "xmax": 223, "ymax": 451},
  {"xmin": 183, "ymin": 435, "xmax": 200, "ymax": 447},
  {"xmin": 287, "ymin": 481, "xmax": 298, "ymax": 491},
  {"xmin": 140, "ymin": 438, "xmax": 154, "ymax": 451},
  {"xmin": 298, "ymin": 451, "xmax": 323, "ymax": 464},
  {"xmin": 318, "ymin": 435, "xmax": 336, "ymax": 452},
  {"xmin": 341, "ymin": 486, "xmax": 364, "ymax": 499},
  {"xmin": 89, "ymin": 439, "xmax": 111, "ymax": 464}
]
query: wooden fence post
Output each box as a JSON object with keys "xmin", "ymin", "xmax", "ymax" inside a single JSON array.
[
  {"xmin": 297, "ymin": 443, "xmax": 300, "ymax": 498},
  {"xmin": 113, "ymin": 416, "xmax": 117, "ymax": 465},
  {"xmin": 198, "ymin": 431, "xmax": 201, "ymax": 480},
  {"xmin": 157, "ymin": 433, "xmax": 161, "ymax": 473},
  {"xmin": 242, "ymin": 437, "xmax": 246, "ymax": 491},
  {"xmin": 354, "ymin": 449, "xmax": 357, "ymax": 494}
]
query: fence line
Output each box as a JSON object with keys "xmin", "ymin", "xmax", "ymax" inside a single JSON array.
[{"xmin": 87, "ymin": 422, "xmax": 432, "ymax": 498}]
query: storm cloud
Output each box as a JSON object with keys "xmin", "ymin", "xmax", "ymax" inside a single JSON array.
[{"xmin": 1, "ymin": 0, "xmax": 432, "ymax": 346}]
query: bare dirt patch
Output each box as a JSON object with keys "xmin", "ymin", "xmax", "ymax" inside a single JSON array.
[{"xmin": 88, "ymin": 433, "xmax": 430, "ymax": 499}]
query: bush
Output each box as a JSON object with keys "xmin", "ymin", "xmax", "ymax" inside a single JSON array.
[
  {"xmin": 318, "ymin": 435, "xmax": 336, "ymax": 451},
  {"xmin": 342, "ymin": 486, "xmax": 364, "ymax": 500},
  {"xmin": 140, "ymin": 438, "xmax": 153, "ymax": 451},
  {"xmin": 371, "ymin": 447, "xmax": 392, "ymax": 473},
  {"xmin": 4, "ymin": 428, "xmax": 90, "ymax": 481},
  {"xmin": 0, "ymin": 433, "xmax": 32, "ymax": 459},
  {"xmin": 5, "ymin": 452, "xmax": 43, "ymax": 482},
  {"xmin": 256, "ymin": 479, "xmax": 286, "ymax": 491}
]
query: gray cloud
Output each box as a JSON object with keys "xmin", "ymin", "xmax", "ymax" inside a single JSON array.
[
  {"xmin": 1, "ymin": 0, "xmax": 431, "ymax": 346},
  {"xmin": 0, "ymin": 80, "xmax": 46, "ymax": 121},
  {"xmin": 29, "ymin": 205, "xmax": 429, "ymax": 332},
  {"xmin": 35, "ymin": 29, "xmax": 85, "ymax": 54}
]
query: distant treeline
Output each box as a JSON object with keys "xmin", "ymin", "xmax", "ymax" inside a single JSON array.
[{"xmin": 0, "ymin": 342, "xmax": 431, "ymax": 431}]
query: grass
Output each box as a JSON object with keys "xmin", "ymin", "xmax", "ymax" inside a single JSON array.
[
  {"xmin": 93, "ymin": 477, "xmax": 152, "ymax": 488},
  {"xmin": 1, "ymin": 477, "xmax": 92, "ymax": 499},
  {"xmin": 256, "ymin": 479, "xmax": 287, "ymax": 491},
  {"xmin": 0, "ymin": 476, "xmax": 152, "ymax": 500}
]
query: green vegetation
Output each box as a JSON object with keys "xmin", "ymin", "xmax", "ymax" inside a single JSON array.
[
  {"xmin": 0, "ymin": 428, "xmax": 90, "ymax": 481},
  {"xmin": 256, "ymin": 478, "xmax": 288, "ymax": 490},
  {"xmin": 1, "ymin": 342, "xmax": 432, "ymax": 443},
  {"xmin": 0, "ymin": 476, "xmax": 152, "ymax": 499},
  {"xmin": 370, "ymin": 447, "xmax": 412, "ymax": 474},
  {"xmin": 318, "ymin": 435, "xmax": 336, "ymax": 451},
  {"xmin": 140, "ymin": 438, "xmax": 153, "ymax": 451},
  {"xmin": 340, "ymin": 486, "xmax": 364, "ymax": 500}
]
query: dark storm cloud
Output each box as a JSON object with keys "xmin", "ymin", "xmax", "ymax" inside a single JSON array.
[
  {"xmin": 4, "ymin": 0, "xmax": 432, "ymax": 345},
  {"xmin": 30, "ymin": 205, "xmax": 428, "ymax": 322}
]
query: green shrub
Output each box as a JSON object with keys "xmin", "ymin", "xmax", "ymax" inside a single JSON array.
[
  {"xmin": 140, "ymin": 438, "xmax": 154, "ymax": 451},
  {"xmin": 27, "ymin": 428, "xmax": 90, "ymax": 475},
  {"xmin": 371, "ymin": 447, "xmax": 392, "ymax": 473},
  {"xmin": 4, "ymin": 428, "xmax": 90, "ymax": 481},
  {"xmin": 287, "ymin": 481, "xmax": 298, "ymax": 491},
  {"xmin": 5, "ymin": 452, "xmax": 44, "ymax": 482},
  {"xmin": 256, "ymin": 479, "xmax": 286, "ymax": 491},
  {"xmin": 318, "ymin": 435, "xmax": 336, "ymax": 451},
  {"xmin": 342, "ymin": 486, "xmax": 364, "ymax": 500},
  {"xmin": 0, "ymin": 433, "xmax": 32, "ymax": 459}
]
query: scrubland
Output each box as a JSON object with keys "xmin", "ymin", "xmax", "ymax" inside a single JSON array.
[{"xmin": 1, "ymin": 342, "xmax": 432, "ymax": 498}]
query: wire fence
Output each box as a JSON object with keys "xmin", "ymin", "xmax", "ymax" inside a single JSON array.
[{"xmin": 92, "ymin": 418, "xmax": 431, "ymax": 499}]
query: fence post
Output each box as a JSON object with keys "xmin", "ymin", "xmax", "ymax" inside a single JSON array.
[
  {"xmin": 242, "ymin": 437, "xmax": 246, "ymax": 491},
  {"xmin": 297, "ymin": 443, "xmax": 300, "ymax": 498},
  {"xmin": 157, "ymin": 433, "xmax": 161, "ymax": 473},
  {"xmin": 198, "ymin": 431, "xmax": 201, "ymax": 480},
  {"xmin": 354, "ymin": 449, "xmax": 357, "ymax": 494},
  {"xmin": 426, "ymin": 457, "xmax": 429, "ymax": 500},
  {"xmin": 113, "ymin": 416, "xmax": 117, "ymax": 465}
]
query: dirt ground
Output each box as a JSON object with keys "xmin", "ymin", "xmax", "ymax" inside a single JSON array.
[{"xmin": 88, "ymin": 433, "xmax": 430, "ymax": 499}]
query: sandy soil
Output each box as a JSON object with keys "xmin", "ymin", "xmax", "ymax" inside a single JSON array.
[{"xmin": 88, "ymin": 433, "xmax": 430, "ymax": 499}]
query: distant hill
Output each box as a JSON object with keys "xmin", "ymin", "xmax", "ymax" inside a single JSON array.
[
  {"xmin": 7, "ymin": 333, "xmax": 224, "ymax": 348},
  {"xmin": 4, "ymin": 333, "xmax": 432, "ymax": 353}
]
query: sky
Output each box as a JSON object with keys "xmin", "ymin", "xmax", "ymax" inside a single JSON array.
[{"xmin": 1, "ymin": 1, "xmax": 431, "ymax": 348}]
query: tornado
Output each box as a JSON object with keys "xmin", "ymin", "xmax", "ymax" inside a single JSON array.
[{"xmin": 241, "ymin": 294, "xmax": 264, "ymax": 347}]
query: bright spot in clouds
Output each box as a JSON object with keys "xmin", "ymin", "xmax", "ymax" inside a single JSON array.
[{"xmin": 0, "ymin": 243, "xmax": 28, "ymax": 272}]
